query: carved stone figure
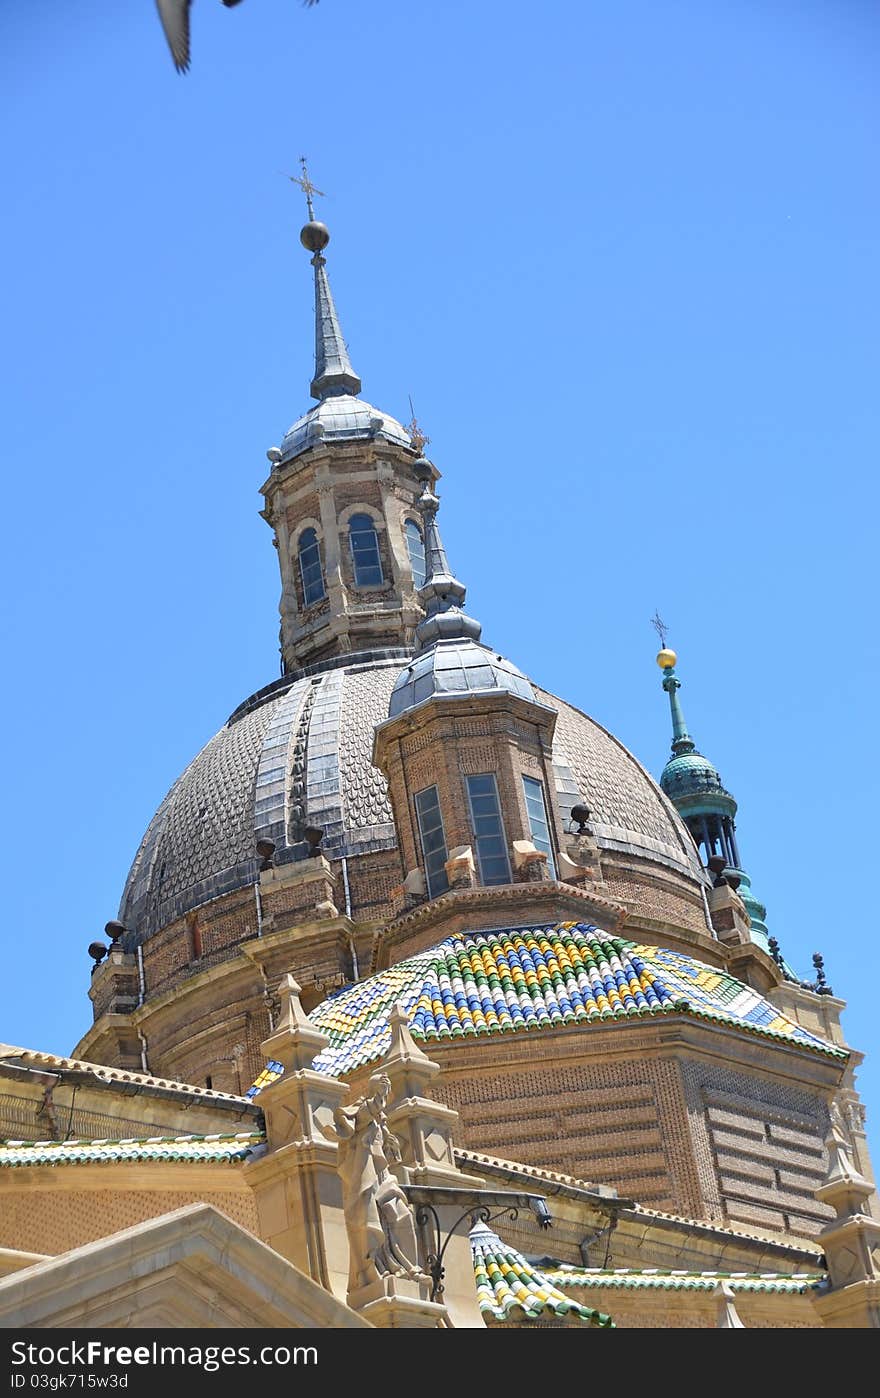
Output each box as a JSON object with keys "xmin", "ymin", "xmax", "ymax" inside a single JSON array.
[{"xmin": 330, "ymin": 1071, "xmax": 427, "ymax": 1296}]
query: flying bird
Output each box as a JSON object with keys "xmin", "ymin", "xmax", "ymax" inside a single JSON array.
[{"xmin": 155, "ymin": 0, "xmax": 319, "ymax": 74}]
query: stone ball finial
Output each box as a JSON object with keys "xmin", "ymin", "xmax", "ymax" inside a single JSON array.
[
  {"xmin": 413, "ymin": 456, "xmax": 434, "ymax": 483},
  {"xmin": 656, "ymin": 648, "xmax": 677, "ymax": 669},
  {"xmin": 300, "ymin": 220, "xmax": 330, "ymax": 252}
]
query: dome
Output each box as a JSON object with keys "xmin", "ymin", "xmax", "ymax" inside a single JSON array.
[
  {"xmin": 278, "ymin": 393, "xmax": 412, "ymax": 465},
  {"xmin": 659, "ymin": 750, "xmax": 726, "ymax": 801},
  {"xmin": 119, "ymin": 654, "xmax": 707, "ymax": 943},
  {"xmin": 388, "ymin": 639, "xmax": 536, "ymax": 718}
]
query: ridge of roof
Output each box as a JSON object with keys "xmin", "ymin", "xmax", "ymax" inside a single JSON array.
[{"xmin": 0, "ymin": 1045, "xmax": 258, "ymax": 1107}]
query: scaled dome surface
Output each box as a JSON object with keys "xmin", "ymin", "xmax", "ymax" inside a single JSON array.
[
  {"xmin": 120, "ymin": 654, "xmax": 706, "ymax": 942},
  {"xmin": 278, "ymin": 393, "xmax": 411, "ymax": 464},
  {"xmin": 388, "ymin": 640, "xmax": 536, "ymax": 717},
  {"xmin": 659, "ymin": 750, "xmax": 726, "ymax": 801}
]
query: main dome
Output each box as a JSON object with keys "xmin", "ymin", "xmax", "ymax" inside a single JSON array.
[{"xmin": 119, "ymin": 653, "xmax": 707, "ymax": 942}]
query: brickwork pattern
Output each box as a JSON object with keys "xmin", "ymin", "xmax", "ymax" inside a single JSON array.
[
  {"xmin": 0, "ymin": 1186, "xmax": 258, "ymax": 1256},
  {"xmin": 679, "ymin": 1059, "xmax": 833, "ymax": 1239},
  {"xmin": 436, "ymin": 1054, "xmax": 698, "ymax": 1212}
]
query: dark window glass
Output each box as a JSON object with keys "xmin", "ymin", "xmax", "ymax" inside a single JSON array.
[
  {"xmin": 349, "ymin": 513, "xmax": 384, "ymax": 587},
  {"xmin": 405, "ymin": 517, "xmax": 427, "ymax": 588},
  {"xmin": 522, "ymin": 775, "xmax": 556, "ymax": 877},
  {"xmin": 466, "ymin": 774, "xmax": 511, "ymax": 885},
  {"xmin": 298, "ymin": 527, "xmax": 326, "ymax": 605},
  {"xmin": 414, "ymin": 786, "xmax": 449, "ymax": 898}
]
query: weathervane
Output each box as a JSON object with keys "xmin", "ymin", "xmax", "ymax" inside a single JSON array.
[
  {"xmin": 651, "ymin": 611, "xmax": 669, "ymax": 650},
  {"xmin": 287, "ymin": 156, "xmax": 326, "ymax": 221},
  {"xmin": 406, "ymin": 394, "xmax": 431, "ymax": 454}
]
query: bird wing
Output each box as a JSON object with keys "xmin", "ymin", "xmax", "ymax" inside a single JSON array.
[{"xmin": 155, "ymin": 0, "xmax": 192, "ymax": 73}]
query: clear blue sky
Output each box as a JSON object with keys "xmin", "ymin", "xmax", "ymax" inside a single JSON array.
[{"xmin": 1, "ymin": 2, "xmax": 878, "ymax": 1147}]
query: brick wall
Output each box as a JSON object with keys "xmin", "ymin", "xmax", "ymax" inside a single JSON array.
[
  {"xmin": 679, "ymin": 1058, "xmax": 833, "ymax": 1238},
  {"xmin": 0, "ymin": 1182, "xmax": 258, "ymax": 1256}
]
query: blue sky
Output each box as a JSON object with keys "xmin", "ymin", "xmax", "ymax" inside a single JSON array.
[{"xmin": 1, "ymin": 2, "xmax": 878, "ymax": 1145}]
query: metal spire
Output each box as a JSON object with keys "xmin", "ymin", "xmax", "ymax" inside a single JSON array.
[
  {"xmin": 291, "ymin": 159, "xmax": 362, "ymax": 402},
  {"xmin": 657, "ymin": 653, "xmax": 696, "ymax": 757},
  {"xmin": 412, "ymin": 462, "xmax": 482, "ymax": 654}
]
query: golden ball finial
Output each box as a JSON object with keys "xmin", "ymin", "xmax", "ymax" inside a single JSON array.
[{"xmin": 656, "ymin": 648, "xmax": 677, "ymax": 670}]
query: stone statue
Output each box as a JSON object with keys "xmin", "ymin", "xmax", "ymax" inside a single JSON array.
[{"xmin": 330, "ymin": 1071, "xmax": 427, "ymax": 1297}]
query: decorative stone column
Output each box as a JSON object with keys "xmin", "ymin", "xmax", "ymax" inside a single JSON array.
[
  {"xmin": 812, "ymin": 1111, "xmax": 880, "ymax": 1328},
  {"xmin": 380, "ymin": 1004, "xmax": 487, "ymax": 1328},
  {"xmin": 243, "ymin": 975, "xmax": 350, "ymax": 1300}
]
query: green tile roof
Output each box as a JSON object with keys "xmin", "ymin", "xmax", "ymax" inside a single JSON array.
[
  {"xmin": 470, "ymin": 1223, "xmax": 614, "ymax": 1326},
  {"xmin": 540, "ymin": 1265, "xmax": 826, "ymax": 1295},
  {"xmin": 0, "ymin": 1133, "xmax": 265, "ymax": 1167}
]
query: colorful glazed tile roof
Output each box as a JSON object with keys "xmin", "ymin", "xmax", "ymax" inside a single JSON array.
[
  {"xmin": 538, "ymin": 1264, "xmax": 825, "ymax": 1295},
  {"xmin": 248, "ymin": 923, "xmax": 843, "ymax": 1093},
  {"xmin": 0, "ymin": 1133, "xmax": 265, "ymax": 1167},
  {"xmin": 470, "ymin": 1222, "xmax": 614, "ymax": 1326}
]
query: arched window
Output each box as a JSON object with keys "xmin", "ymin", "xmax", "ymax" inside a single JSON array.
[
  {"xmin": 349, "ymin": 513, "xmax": 384, "ymax": 587},
  {"xmin": 298, "ymin": 527, "xmax": 325, "ymax": 605},
  {"xmin": 405, "ymin": 517, "xmax": 427, "ymax": 588}
]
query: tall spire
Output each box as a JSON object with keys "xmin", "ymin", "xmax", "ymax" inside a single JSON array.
[
  {"xmin": 412, "ymin": 460, "xmax": 482, "ymax": 654},
  {"xmin": 290, "ymin": 158, "xmax": 362, "ymax": 402},
  {"xmin": 654, "ymin": 640, "xmax": 770, "ymax": 948}
]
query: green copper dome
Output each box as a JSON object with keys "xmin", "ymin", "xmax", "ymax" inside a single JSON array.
[{"xmin": 660, "ymin": 749, "xmax": 728, "ymax": 803}]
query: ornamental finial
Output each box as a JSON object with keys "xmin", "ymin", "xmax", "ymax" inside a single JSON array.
[
  {"xmin": 652, "ymin": 611, "xmax": 677, "ymax": 670},
  {"xmin": 288, "ymin": 155, "xmax": 326, "ymax": 223}
]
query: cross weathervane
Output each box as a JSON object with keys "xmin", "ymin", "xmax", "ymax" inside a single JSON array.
[
  {"xmin": 651, "ymin": 611, "xmax": 669, "ymax": 649},
  {"xmin": 406, "ymin": 395, "xmax": 430, "ymax": 454},
  {"xmin": 287, "ymin": 156, "xmax": 326, "ymax": 222}
]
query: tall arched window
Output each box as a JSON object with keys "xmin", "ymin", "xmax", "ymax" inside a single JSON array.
[
  {"xmin": 405, "ymin": 517, "xmax": 427, "ymax": 588},
  {"xmin": 349, "ymin": 513, "xmax": 384, "ymax": 587},
  {"xmin": 298, "ymin": 527, "xmax": 325, "ymax": 605}
]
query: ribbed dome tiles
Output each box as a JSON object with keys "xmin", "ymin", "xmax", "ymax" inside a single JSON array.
[{"xmin": 120, "ymin": 657, "xmax": 707, "ymax": 942}]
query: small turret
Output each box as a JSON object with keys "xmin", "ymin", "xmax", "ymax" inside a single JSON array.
[{"xmin": 656, "ymin": 645, "xmax": 768, "ymax": 946}]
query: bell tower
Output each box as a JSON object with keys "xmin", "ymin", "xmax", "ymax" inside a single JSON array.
[{"xmin": 260, "ymin": 166, "xmax": 431, "ymax": 673}]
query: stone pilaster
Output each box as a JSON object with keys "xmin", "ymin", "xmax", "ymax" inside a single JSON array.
[
  {"xmin": 380, "ymin": 1004, "xmax": 486, "ymax": 1327},
  {"xmin": 243, "ymin": 975, "xmax": 350, "ymax": 1300},
  {"xmin": 812, "ymin": 1118, "xmax": 880, "ymax": 1328}
]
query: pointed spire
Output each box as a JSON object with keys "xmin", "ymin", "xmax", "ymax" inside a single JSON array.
[
  {"xmin": 290, "ymin": 159, "xmax": 362, "ymax": 401},
  {"xmin": 302, "ymin": 234, "xmax": 362, "ymax": 401},
  {"xmin": 412, "ymin": 460, "xmax": 482, "ymax": 654}
]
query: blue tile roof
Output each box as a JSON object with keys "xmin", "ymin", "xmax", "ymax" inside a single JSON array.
[{"xmin": 247, "ymin": 922, "xmax": 844, "ymax": 1095}]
